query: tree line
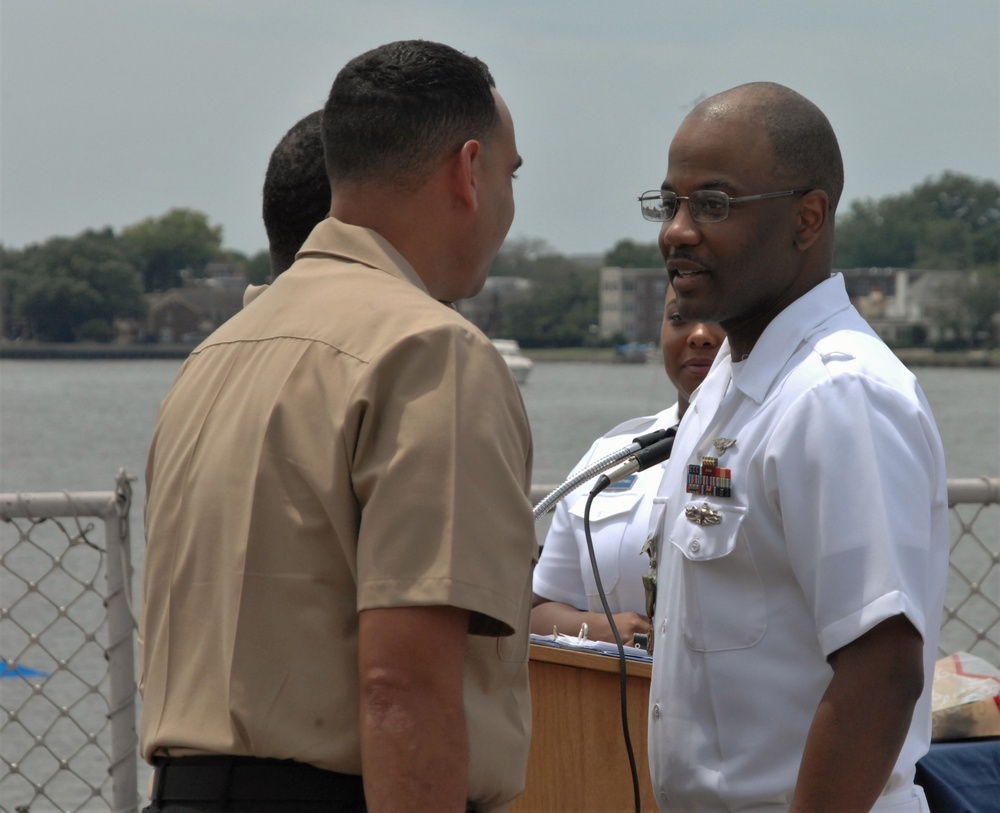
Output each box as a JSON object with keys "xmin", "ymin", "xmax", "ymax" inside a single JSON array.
[
  {"xmin": 1, "ymin": 172, "xmax": 996, "ymax": 345},
  {"xmin": 0, "ymin": 209, "xmax": 272, "ymax": 342}
]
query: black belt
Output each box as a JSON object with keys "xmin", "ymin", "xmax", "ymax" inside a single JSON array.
[{"xmin": 151, "ymin": 756, "xmax": 365, "ymax": 804}]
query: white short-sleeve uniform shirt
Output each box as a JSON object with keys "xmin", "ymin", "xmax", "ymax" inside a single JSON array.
[
  {"xmin": 534, "ymin": 406, "xmax": 680, "ymax": 615},
  {"xmin": 646, "ymin": 274, "xmax": 949, "ymax": 812}
]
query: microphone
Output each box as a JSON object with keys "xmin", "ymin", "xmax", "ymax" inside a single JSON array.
[
  {"xmin": 531, "ymin": 426, "xmax": 676, "ymax": 521},
  {"xmin": 590, "ymin": 428, "xmax": 676, "ymax": 495},
  {"xmin": 630, "ymin": 427, "xmax": 672, "ymax": 450}
]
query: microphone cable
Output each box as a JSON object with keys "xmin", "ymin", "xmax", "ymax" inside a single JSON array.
[
  {"xmin": 582, "ymin": 486, "xmax": 643, "ymax": 813},
  {"xmin": 580, "ymin": 430, "xmax": 677, "ymax": 813}
]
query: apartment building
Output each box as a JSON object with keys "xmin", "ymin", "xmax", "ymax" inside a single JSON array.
[{"xmin": 598, "ymin": 266, "xmax": 668, "ymax": 342}]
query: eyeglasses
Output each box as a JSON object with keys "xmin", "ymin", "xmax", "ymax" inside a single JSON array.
[{"xmin": 638, "ymin": 188, "xmax": 813, "ymax": 223}]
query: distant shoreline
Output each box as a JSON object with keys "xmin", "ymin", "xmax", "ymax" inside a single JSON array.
[
  {"xmin": 0, "ymin": 342, "xmax": 997, "ymax": 368},
  {"xmin": 0, "ymin": 343, "xmax": 193, "ymax": 360},
  {"xmin": 522, "ymin": 346, "xmax": 999, "ymax": 368}
]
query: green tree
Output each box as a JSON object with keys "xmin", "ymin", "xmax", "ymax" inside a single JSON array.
[
  {"xmin": 490, "ymin": 237, "xmax": 559, "ymax": 276},
  {"xmin": 958, "ymin": 265, "xmax": 1000, "ymax": 346},
  {"xmin": 604, "ymin": 238, "xmax": 662, "ymax": 268},
  {"xmin": 506, "ymin": 270, "xmax": 599, "ymax": 347},
  {"xmin": 1, "ymin": 244, "xmax": 18, "ymax": 338},
  {"xmin": 18, "ymin": 276, "xmax": 103, "ymax": 341},
  {"xmin": 834, "ymin": 173, "xmax": 1000, "ymax": 270},
  {"xmin": 6, "ymin": 229, "xmax": 147, "ymax": 342},
  {"xmin": 832, "ymin": 198, "xmax": 920, "ymax": 268},
  {"xmin": 244, "ymin": 250, "xmax": 272, "ymax": 285},
  {"xmin": 120, "ymin": 208, "xmax": 224, "ymax": 292},
  {"xmin": 489, "ymin": 238, "xmax": 599, "ymax": 347}
]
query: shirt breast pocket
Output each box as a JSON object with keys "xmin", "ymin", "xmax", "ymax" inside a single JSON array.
[
  {"xmin": 569, "ymin": 491, "xmax": 643, "ymax": 596},
  {"xmin": 668, "ymin": 502, "xmax": 767, "ymax": 652}
]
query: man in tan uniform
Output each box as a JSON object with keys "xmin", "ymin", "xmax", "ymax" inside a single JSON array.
[{"xmin": 140, "ymin": 40, "xmax": 534, "ymax": 813}]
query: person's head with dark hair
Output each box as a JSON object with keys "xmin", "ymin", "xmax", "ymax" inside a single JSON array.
[
  {"xmin": 322, "ymin": 40, "xmax": 499, "ymax": 192},
  {"xmin": 658, "ymin": 81, "xmax": 841, "ymax": 359},
  {"xmin": 697, "ymin": 82, "xmax": 844, "ymax": 215},
  {"xmin": 323, "ymin": 40, "xmax": 521, "ymax": 304},
  {"xmin": 262, "ymin": 110, "xmax": 330, "ymax": 276}
]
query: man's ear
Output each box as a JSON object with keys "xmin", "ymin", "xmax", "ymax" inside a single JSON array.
[
  {"xmin": 794, "ymin": 190, "xmax": 829, "ymax": 251},
  {"xmin": 449, "ymin": 139, "xmax": 481, "ymax": 212}
]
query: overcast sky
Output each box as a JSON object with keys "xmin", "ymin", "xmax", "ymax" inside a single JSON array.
[{"xmin": 2, "ymin": 0, "xmax": 998, "ymax": 259}]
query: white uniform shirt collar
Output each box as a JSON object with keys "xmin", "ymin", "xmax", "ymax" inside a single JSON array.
[
  {"xmin": 675, "ymin": 273, "xmax": 853, "ymax": 484},
  {"xmin": 707, "ymin": 272, "xmax": 853, "ymax": 407}
]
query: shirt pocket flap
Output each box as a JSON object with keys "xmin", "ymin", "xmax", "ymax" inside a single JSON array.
[
  {"xmin": 568, "ymin": 491, "xmax": 643, "ymax": 522},
  {"xmin": 669, "ymin": 501, "xmax": 748, "ymax": 561}
]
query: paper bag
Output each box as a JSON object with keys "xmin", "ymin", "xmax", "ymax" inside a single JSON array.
[{"xmin": 930, "ymin": 651, "xmax": 1000, "ymax": 741}]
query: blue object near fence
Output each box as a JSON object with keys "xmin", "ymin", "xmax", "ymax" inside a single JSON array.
[{"xmin": 1, "ymin": 661, "xmax": 49, "ymax": 679}]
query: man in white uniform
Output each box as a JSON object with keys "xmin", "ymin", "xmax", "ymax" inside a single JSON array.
[{"xmin": 642, "ymin": 82, "xmax": 949, "ymax": 812}]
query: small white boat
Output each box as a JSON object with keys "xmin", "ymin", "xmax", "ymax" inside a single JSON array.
[
  {"xmin": 614, "ymin": 341, "xmax": 653, "ymax": 364},
  {"xmin": 492, "ymin": 339, "xmax": 533, "ymax": 385}
]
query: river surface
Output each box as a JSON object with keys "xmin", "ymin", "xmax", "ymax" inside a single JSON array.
[
  {"xmin": 0, "ymin": 358, "xmax": 997, "ymax": 809},
  {"xmin": 1, "ymin": 357, "xmax": 996, "ymax": 608},
  {"xmin": 0, "ymin": 357, "xmax": 997, "ymax": 531}
]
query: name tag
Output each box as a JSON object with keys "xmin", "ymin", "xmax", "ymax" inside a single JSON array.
[{"xmin": 606, "ymin": 474, "xmax": 637, "ymax": 491}]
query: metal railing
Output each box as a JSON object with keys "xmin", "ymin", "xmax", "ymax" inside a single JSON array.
[
  {"xmin": 0, "ymin": 475, "xmax": 995, "ymax": 812},
  {"xmin": 1, "ymin": 471, "xmax": 138, "ymax": 813},
  {"xmin": 938, "ymin": 477, "xmax": 1000, "ymax": 664}
]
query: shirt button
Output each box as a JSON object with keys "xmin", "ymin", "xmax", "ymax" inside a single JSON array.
[
  {"xmin": 652, "ymin": 703, "xmax": 660, "ymax": 719},
  {"xmin": 690, "ymin": 539, "xmax": 701, "ymax": 553}
]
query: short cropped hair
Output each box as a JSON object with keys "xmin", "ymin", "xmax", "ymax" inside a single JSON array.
[
  {"xmin": 262, "ymin": 110, "xmax": 329, "ymax": 275},
  {"xmin": 322, "ymin": 40, "xmax": 498, "ymax": 189},
  {"xmin": 700, "ymin": 83, "xmax": 845, "ymax": 215}
]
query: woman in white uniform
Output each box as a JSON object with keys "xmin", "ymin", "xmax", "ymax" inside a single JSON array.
[{"xmin": 530, "ymin": 284, "xmax": 724, "ymax": 644}]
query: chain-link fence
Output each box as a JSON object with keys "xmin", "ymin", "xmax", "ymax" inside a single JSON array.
[
  {"xmin": 939, "ymin": 477, "xmax": 1000, "ymax": 665},
  {"xmin": 1, "ymin": 471, "xmax": 138, "ymax": 813},
  {"xmin": 0, "ymin": 475, "xmax": 996, "ymax": 812}
]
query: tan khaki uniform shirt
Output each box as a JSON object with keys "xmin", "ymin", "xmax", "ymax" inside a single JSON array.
[{"xmin": 139, "ymin": 217, "xmax": 536, "ymax": 812}]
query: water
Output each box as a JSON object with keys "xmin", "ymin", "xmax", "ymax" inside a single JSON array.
[
  {"xmin": 1, "ymin": 357, "xmax": 996, "ymax": 613},
  {"xmin": 0, "ymin": 358, "xmax": 997, "ymax": 809},
  {"xmin": 521, "ymin": 360, "xmax": 1000, "ymax": 483},
  {"xmin": 0, "ymin": 357, "xmax": 997, "ymax": 540},
  {"xmin": 0, "ymin": 360, "xmax": 182, "ymax": 496}
]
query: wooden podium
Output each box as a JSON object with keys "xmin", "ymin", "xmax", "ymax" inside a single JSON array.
[{"xmin": 510, "ymin": 643, "xmax": 658, "ymax": 812}]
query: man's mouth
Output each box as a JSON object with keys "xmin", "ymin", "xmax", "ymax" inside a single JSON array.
[{"xmin": 667, "ymin": 257, "xmax": 707, "ymax": 279}]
